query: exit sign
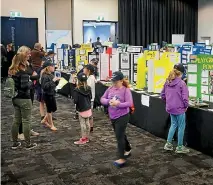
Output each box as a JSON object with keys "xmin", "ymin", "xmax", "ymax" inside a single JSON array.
[
  {"xmin": 10, "ymin": 11, "xmax": 21, "ymax": 18},
  {"xmin": 97, "ymin": 16, "xmax": 104, "ymax": 21}
]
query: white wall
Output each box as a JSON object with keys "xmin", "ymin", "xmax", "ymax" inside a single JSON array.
[
  {"xmin": 1, "ymin": 0, "xmax": 46, "ymax": 47},
  {"xmin": 198, "ymin": 0, "xmax": 213, "ymax": 43},
  {"xmin": 73, "ymin": 0, "xmax": 118, "ymax": 44}
]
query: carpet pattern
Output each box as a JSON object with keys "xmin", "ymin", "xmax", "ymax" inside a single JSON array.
[{"xmin": 1, "ymin": 95, "xmax": 213, "ymax": 185}]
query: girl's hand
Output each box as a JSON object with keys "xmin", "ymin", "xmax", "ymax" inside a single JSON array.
[
  {"xmin": 32, "ymin": 71, "xmax": 37, "ymax": 76},
  {"xmin": 53, "ymin": 77, "xmax": 60, "ymax": 82},
  {"xmin": 110, "ymin": 100, "xmax": 120, "ymax": 106}
]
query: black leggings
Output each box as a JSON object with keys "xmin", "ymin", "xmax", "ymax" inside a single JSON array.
[
  {"xmin": 111, "ymin": 114, "xmax": 131, "ymax": 159},
  {"xmin": 19, "ymin": 89, "xmax": 34, "ymax": 134}
]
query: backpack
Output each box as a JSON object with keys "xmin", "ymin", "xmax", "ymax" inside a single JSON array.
[{"xmin": 4, "ymin": 77, "xmax": 17, "ymax": 98}]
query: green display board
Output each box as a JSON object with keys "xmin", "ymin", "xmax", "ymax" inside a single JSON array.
[{"xmin": 187, "ymin": 54, "xmax": 213, "ymax": 102}]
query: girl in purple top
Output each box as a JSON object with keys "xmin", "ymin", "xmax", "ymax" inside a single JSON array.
[
  {"xmin": 101, "ymin": 71, "xmax": 133, "ymax": 167},
  {"xmin": 161, "ymin": 63, "xmax": 190, "ymax": 154}
]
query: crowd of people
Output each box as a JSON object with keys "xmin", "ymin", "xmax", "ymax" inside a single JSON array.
[{"xmin": 2, "ymin": 42, "xmax": 190, "ymax": 167}]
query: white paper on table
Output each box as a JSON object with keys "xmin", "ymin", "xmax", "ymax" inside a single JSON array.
[
  {"xmin": 56, "ymin": 77, "xmax": 68, "ymax": 90},
  {"xmin": 141, "ymin": 94, "xmax": 150, "ymax": 107},
  {"xmin": 202, "ymin": 94, "xmax": 210, "ymax": 101},
  {"xmin": 188, "ymin": 64, "xmax": 197, "ymax": 73},
  {"xmin": 201, "ymin": 86, "xmax": 209, "ymax": 94},
  {"xmin": 188, "ymin": 86, "xmax": 197, "ymax": 97},
  {"xmin": 201, "ymin": 78, "xmax": 209, "ymax": 85},
  {"xmin": 188, "ymin": 74, "xmax": 197, "ymax": 84}
]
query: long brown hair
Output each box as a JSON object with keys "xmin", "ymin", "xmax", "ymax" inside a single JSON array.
[
  {"xmin": 167, "ymin": 69, "xmax": 182, "ymax": 82},
  {"xmin": 122, "ymin": 78, "xmax": 130, "ymax": 88},
  {"xmin": 77, "ymin": 80, "xmax": 89, "ymax": 90},
  {"xmin": 8, "ymin": 53, "xmax": 28, "ymax": 75}
]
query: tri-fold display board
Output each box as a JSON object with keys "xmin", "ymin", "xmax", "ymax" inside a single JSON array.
[
  {"xmin": 188, "ymin": 54, "xmax": 213, "ymax": 103},
  {"xmin": 119, "ymin": 46, "xmax": 143, "ymax": 82}
]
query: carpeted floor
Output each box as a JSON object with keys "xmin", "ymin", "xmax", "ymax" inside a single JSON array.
[{"xmin": 1, "ymin": 95, "xmax": 213, "ymax": 185}]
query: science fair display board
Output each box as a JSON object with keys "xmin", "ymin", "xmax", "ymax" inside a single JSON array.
[
  {"xmin": 99, "ymin": 53, "xmax": 110, "ymax": 81},
  {"xmin": 75, "ymin": 44, "xmax": 93, "ymax": 71},
  {"xmin": 187, "ymin": 54, "xmax": 213, "ymax": 103}
]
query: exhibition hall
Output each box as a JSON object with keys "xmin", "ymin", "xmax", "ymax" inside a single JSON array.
[{"xmin": 1, "ymin": 0, "xmax": 213, "ymax": 184}]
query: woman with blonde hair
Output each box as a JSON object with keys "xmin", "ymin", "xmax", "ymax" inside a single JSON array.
[
  {"xmin": 9, "ymin": 53, "xmax": 37, "ymax": 150},
  {"xmin": 161, "ymin": 63, "xmax": 189, "ymax": 154},
  {"xmin": 41, "ymin": 61, "xmax": 60, "ymax": 131},
  {"xmin": 17, "ymin": 46, "xmax": 40, "ymax": 138},
  {"xmin": 101, "ymin": 71, "xmax": 133, "ymax": 167}
]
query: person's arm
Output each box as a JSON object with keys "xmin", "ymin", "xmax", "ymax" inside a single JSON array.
[
  {"xmin": 100, "ymin": 88, "xmax": 110, "ymax": 105},
  {"xmin": 117, "ymin": 88, "xmax": 133, "ymax": 108},
  {"xmin": 160, "ymin": 83, "xmax": 166, "ymax": 101},
  {"xmin": 181, "ymin": 82, "xmax": 189, "ymax": 108},
  {"xmin": 20, "ymin": 74, "xmax": 33, "ymax": 89}
]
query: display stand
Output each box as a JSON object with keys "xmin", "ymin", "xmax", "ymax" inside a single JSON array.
[
  {"xmin": 46, "ymin": 43, "xmax": 57, "ymax": 64},
  {"xmin": 188, "ymin": 54, "xmax": 213, "ymax": 103}
]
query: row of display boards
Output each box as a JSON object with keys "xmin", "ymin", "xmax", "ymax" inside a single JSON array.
[{"xmin": 48, "ymin": 41, "xmax": 213, "ymax": 105}]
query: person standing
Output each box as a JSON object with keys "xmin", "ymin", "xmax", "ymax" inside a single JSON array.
[
  {"xmin": 9, "ymin": 53, "xmax": 37, "ymax": 150},
  {"xmin": 6, "ymin": 44, "xmax": 15, "ymax": 70},
  {"xmin": 31, "ymin": 43, "xmax": 45, "ymax": 71},
  {"xmin": 101, "ymin": 71, "xmax": 133, "ymax": 167},
  {"xmin": 41, "ymin": 61, "xmax": 60, "ymax": 131},
  {"xmin": 74, "ymin": 73, "xmax": 92, "ymax": 145},
  {"xmin": 83, "ymin": 64, "xmax": 96, "ymax": 132},
  {"xmin": 161, "ymin": 63, "xmax": 190, "ymax": 154}
]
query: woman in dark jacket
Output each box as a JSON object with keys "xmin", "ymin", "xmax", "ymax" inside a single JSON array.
[{"xmin": 8, "ymin": 53, "xmax": 37, "ymax": 150}]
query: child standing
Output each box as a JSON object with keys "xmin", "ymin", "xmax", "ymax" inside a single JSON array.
[
  {"xmin": 41, "ymin": 61, "xmax": 60, "ymax": 131},
  {"xmin": 161, "ymin": 63, "xmax": 190, "ymax": 154},
  {"xmin": 74, "ymin": 73, "xmax": 92, "ymax": 145},
  {"xmin": 83, "ymin": 64, "xmax": 96, "ymax": 132},
  {"xmin": 101, "ymin": 71, "xmax": 133, "ymax": 167}
]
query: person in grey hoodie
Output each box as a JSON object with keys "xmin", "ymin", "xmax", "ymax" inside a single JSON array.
[{"xmin": 161, "ymin": 63, "xmax": 190, "ymax": 154}]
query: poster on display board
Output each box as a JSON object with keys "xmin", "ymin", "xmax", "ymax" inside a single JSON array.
[
  {"xmin": 120, "ymin": 53, "xmax": 130, "ymax": 69},
  {"xmin": 100, "ymin": 53, "xmax": 110, "ymax": 81},
  {"xmin": 187, "ymin": 54, "xmax": 213, "ymax": 103}
]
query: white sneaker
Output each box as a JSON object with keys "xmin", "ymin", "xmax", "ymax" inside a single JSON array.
[
  {"xmin": 18, "ymin": 134, "xmax": 25, "ymax": 141},
  {"xmin": 124, "ymin": 150, "xmax": 132, "ymax": 157},
  {"xmin": 30, "ymin": 129, "xmax": 39, "ymax": 136}
]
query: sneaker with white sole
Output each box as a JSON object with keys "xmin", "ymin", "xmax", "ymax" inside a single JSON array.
[
  {"xmin": 164, "ymin": 142, "xmax": 173, "ymax": 151},
  {"xmin": 26, "ymin": 143, "xmax": 37, "ymax": 150},
  {"xmin": 124, "ymin": 150, "xmax": 132, "ymax": 157},
  {"xmin": 30, "ymin": 130, "xmax": 39, "ymax": 136},
  {"xmin": 12, "ymin": 142, "xmax": 21, "ymax": 150},
  {"xmin": 74, "ymin": 138, "xmax": 87, "ymax": 145},
  {"xmin": 175, "ymin": 146, "xmax": 190, "ymax": 154}
]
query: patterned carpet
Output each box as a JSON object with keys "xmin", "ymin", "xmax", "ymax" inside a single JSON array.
[{"xmin": 1, "ymin": 95, "xmax": 213, "ymax": 185}]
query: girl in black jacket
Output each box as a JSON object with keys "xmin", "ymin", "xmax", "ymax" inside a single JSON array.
[
  {"xmin": 41, "ymin": 61, "xmax": 60, "ymax": 131},
  {"xmin": 74, "ymin": 73, "xmax": 92, "ymax": 145}
]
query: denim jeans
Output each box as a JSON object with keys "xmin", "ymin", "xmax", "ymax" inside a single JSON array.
[{"xmin": 167, "ymin": 113, "xmax": 186, "ymax": 146}]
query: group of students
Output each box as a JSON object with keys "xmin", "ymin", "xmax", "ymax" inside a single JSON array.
[{"xmin": 7, "ymin": 43, "xmax": 190, "ymax": 167}]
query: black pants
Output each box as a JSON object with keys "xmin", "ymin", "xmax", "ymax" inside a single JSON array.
[
  {"xmin": 111, "ymin": 114, "xmax": 131, "ymax": 159},
  {"xmin": 19, "ymin": 89, "xmax": 34, "ymax": 134}
]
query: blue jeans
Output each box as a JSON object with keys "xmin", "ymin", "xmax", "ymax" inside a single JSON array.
[{"xmin": 167, "ymin": 113, "xmax": 186, "ymax": 146}]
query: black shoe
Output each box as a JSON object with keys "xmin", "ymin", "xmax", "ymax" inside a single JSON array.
[
  {"xmin": 12, "ymin": 142, "xmax": 21, "ymax": 150},
  {"xmin": 26, "ymin": 143, "xmax": 37, "ymax": 150},
  {"xmin": 90, "ymin": 127, "xmax": 93, "ymax": 133}
]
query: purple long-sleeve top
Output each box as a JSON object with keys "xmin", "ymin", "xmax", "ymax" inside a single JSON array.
[
  {"xmin": 161, "ymin": 77, "xmax": 189, "ymax": 115},
  {"xmin": 101, "ymin": 86, "xmax": 133, "ymax": 119}
]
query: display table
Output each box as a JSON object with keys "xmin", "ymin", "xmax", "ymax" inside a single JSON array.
[
  {"xmin": 57, "ymin": 73, "xmax": 213, "ymax": 157},
  {"xmin": 95, "ymin": 82, "xmax": 213, "ymax": 157}
]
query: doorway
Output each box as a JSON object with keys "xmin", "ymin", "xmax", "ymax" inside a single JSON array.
[{"xmin": 83, "ymin": 20, "xmax": 118, "ymax": 44}]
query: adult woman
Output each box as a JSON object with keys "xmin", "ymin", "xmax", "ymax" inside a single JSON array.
[
  {"xmin": 17, "ymin": 46, "xmax": 40, "ymax": 139},
  {"xmin": 9, "ymin": 53, "xmax": 37, "ymax": 149},
  {"xmin": 101, "ymin": 71, "xmax": 133, "ymax": 167}
]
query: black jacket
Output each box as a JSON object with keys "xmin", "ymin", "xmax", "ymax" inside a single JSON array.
[
  {"xmin": 74, "ymin": 86, "xmax": 92, "ymax": 112},
  {"xmin": 13, "ymin": 70, "xmax": 33, "ymax": 99},
  {"xmin": 41, "ymin": 73, "xmax": 58, "ymax": 95}
]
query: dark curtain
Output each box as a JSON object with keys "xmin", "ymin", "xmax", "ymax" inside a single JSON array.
[
  {"xmin": 1, "ymin": 17, "xmax": 38, "ymax": 50},
  {"xmin": 118, "ymin": 0, "xmax": 198, "ymax": 46}
]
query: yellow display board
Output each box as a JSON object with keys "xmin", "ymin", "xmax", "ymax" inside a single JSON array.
[
  {"xmin": 152, "ymin": 58, "xmax": 173, "ymax": 93},
  {"xmin": 161, "ymin": 52, "xmax": 180, "ymax": 65},
  {"xmin": 76, "ymin": 44, "xmax": 93, "ymax": 71}
]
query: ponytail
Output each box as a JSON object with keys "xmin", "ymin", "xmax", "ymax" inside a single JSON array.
[
  {"xmin": 167, "ymin": 69, "xmax": 182, "ymax": 82},
  {"xmin": 122, "ymin": 78, "xmax": 130, "ymax": 88}
]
